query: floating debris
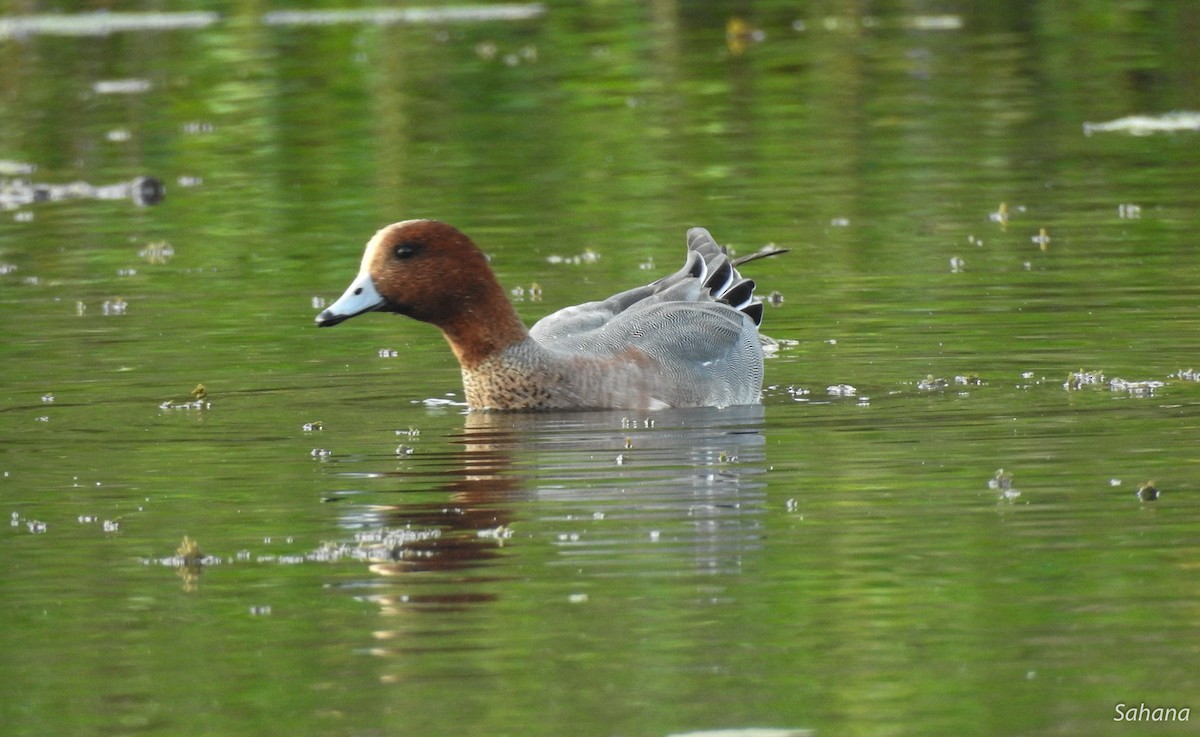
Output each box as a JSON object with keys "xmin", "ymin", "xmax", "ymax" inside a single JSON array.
[
  {"xmin": 829, "ymin": 217, "xmax": 851, "ymax": 227},
  {"xmin": 181, "ymin": 121, "xmax": 215, "ymax": 135},
  {"xmin": 509, "ymin": 282, "xmax": 544, "ymax": 301},
  {"xmin": 0, "ymin": 160, "xmax": 36, "ymax": 175},
  {"xmin": 955, "ymin": 374, "xmax": 983, "ymax": 386},
  {"xmin": 786, "ymin": 386, "xmax": 810, "ymax": 400},
  {"xmin": 144, "ymin": 527, "xmax": 450, "ymax": 569},
  {"xmin": 760, "ymin": 336, "xmax": 796, "ymax": 357},
  {"xmin": 262, "ymin": 4, "xmax": 546, "ymax": 26},
  {"xmin": 138, "ymin": 241, "xmax": 175, "ymax": 263},
  {"xmin": 900, "ymin": 14, "xmax": 963, "ymax": 30},
  {"xmin": 340, "ymin": 527, "xmax": 442, "ymax": 562},
  {"xmin": 1065, "ymin": 370, "xmax": 1164, "ymax": 395},
  {"xmin": 93, "ymin": 79, "xmax": 152, "ymax": 95},
  {"xmin": 302, "ymin": 421, "xmax": 323, "ymax": 432},
  {"xmin": 101, "ymin": 298, "xmax": 127, "ymax": 316},
  {"xmin": 989, "ymin": 202, "xmax": 1009, "ymax": 226},
  {"xmin": 726, "ymin": 17, "xmax": 765, "ymax": 56},
  {"xmin": 1108, "ymin": 378, "xmax": 1164, "ymax": 396},
  {"xmin": 0, "ymin": 11, "xmax": 219, "ymax": 38},
  {"xmin": 1031, "ymin": 227, "xmax": 1051, "ymax": 251},
  {"xmin": 1117, "ymin": 203, "xmax": 1142, "ymax": 219},
  {"xmin": 1136, "ymin": 480, "xmax": 1159, "ymax": 502},
  {"xmin": 477, "ymin": 526, "xmax": 513, "ymax": 541},
  {"xmin": 1083, "ymin": 112, "xmax": 1200, "ymax": 136},
  {"xmin": 170, "ymin": 535, "xmax": 212, "ymax": 589},
  {"xmin": 1171, "ymin": 368, "xmax": 1200, "ymax": 382},
  {"xmin": 666, "ymin": 728, "xmax": 813, "ymax": 737},
  {"xmin": 949, "ymin": 256, "xmax": 965, "ymax": 273},
  {"xmin": 989, "ymin": 469, "xmax": 1021, "ymax": 500},
  {"xmin": 0, "ymin": 174, "xmax": 165, "ymax": 210},
  {"xmin": 176, "ymin": 536, "xmax": 205, "ymax": 566},
  {"xmin": 475, "ymin": 40, "xmax": 499, "ymax": 60},
  {"xmin": 619, "ymin": 416, "xmax": 655, "ymax": 429},
  {"xmin": 917, "ymin": 375, "xmax": 948, "ymax": 391},
  {"xmin": 159, "ymin": 383, "xmax": 210, "ymax": 410},
  {"xmin": 378, "ymin": 348, "xmax": 398, "ymax": 358},
  {"xmin": 547, "ymin": 248, "xmax": 600, "ymax": 265},
  {"xmin": 1065, "ymin": 369, "xmax": 1105, "ymax": 390},
  {"xmin": 420, "ymin": 396, "xmax": 465, "ymax": 408},
  {"xmin": 826, "ymin": 383, "xmax": 857, "ymax": 397}
]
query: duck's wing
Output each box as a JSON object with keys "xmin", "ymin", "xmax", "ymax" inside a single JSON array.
[{"xmin": 529, "ymin": 227, "xmax": 778, "ymax": 345}]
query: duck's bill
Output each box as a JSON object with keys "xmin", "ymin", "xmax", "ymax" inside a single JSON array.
[{"xmin": 315, "ymin": 271, "xmax": 385, "ymax": 327}]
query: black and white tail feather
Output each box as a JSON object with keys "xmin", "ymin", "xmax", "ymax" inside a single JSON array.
[{"xmin": 681, "ymin": 227, "xmax": 787, "ymax": 327}]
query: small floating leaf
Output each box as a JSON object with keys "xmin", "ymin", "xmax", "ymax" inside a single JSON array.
[
  {"xmin": 176, "ymin": 535, "xmax": 204, "ymax": 565},
  {"xmin": 1032, "ymin": 227, "xmax": 1050, "ymax": 252},
  {"xmin": 1136, "ymin": 480, "xmax": 1159, "ymax": 502}
]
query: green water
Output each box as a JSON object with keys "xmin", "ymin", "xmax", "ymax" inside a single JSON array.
[{"xmin": 2, "ymin": 3, "xmax": 1199, "ymax": 736}]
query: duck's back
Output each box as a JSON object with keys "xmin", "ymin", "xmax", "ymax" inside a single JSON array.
[{"xmin": 518, "ymin": 227, "xmax": 769, "ymax": 409}]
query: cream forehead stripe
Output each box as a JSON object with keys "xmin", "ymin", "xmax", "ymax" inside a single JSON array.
[{"xmin": 361, "ymin": 219, "xmax": 428, "ymax": 270}]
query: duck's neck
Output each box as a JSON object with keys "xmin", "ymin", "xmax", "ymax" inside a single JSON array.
[{"xmin": 436, "ymin": 284, "xmax": 529, "ymax": 370}]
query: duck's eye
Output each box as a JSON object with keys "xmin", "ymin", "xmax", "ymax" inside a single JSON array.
[{"xmin": 393, "ymin": 241, "xmax": 422, "ymax": 260}]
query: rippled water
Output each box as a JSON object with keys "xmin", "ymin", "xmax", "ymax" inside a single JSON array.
[{"xmin": 3, "ymin": 4, "xmax": 1200, "ymax": 737}]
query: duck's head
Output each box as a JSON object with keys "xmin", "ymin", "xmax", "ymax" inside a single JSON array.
[{"xmin": 315, "ymin": 219, "xmax": 498, "ymax": 328}]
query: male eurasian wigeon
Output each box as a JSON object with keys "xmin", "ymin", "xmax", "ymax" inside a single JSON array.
[{"xmin": 316, "ymin": 220, "xmax": 783, "ymax": 411}]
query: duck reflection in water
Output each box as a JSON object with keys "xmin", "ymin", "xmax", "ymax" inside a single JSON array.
[{"xmin": 336, "ymin": 406, "xmax": 769, "ymax": 614}]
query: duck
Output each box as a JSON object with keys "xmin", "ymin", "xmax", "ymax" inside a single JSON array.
[{"xmin": 315, "ymin": 220, "xmax": 783, "ymax": 411}]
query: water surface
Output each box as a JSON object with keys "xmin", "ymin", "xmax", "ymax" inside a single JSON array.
[{"xmin": 2, "ymin": 4, "xmax": 1199, "ymax": 737}]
